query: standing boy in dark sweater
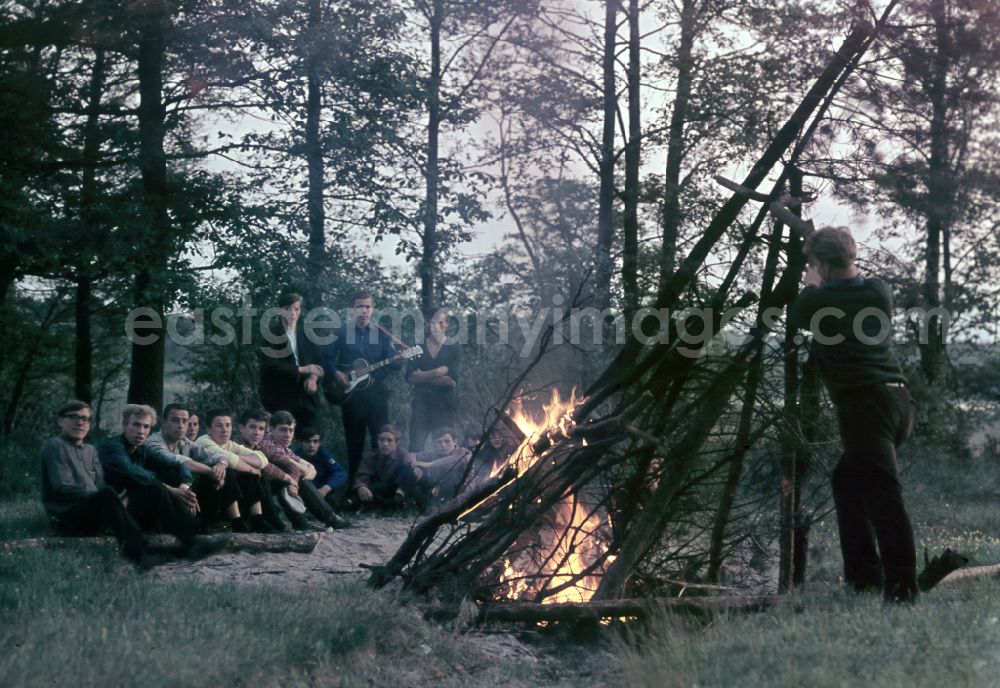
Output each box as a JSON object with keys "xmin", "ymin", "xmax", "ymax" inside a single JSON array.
[{"xmin": 788, "ymin": 226, "xmax": 918, "ymax": 603}]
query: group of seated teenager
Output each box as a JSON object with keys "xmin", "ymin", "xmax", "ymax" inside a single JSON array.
[
  {"xmin": 39, "ymin": 400, "xmax": 354, "ymax": 567},
  {"xmin": 351, "ymin": 423, "xmax": 520, "ymax": 513},
  {"xmin": 39, "ymin": 397, "xmax": 520, "ymax": 568}
]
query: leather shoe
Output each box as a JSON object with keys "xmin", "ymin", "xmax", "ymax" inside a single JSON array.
[{"xmin": 325, "ymin": 513, "xmax": 352, "ymax": 529}]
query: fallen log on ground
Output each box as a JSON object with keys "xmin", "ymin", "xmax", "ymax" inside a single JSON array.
[
  {"xmin": 0, "ymin": 530, "xmax": 326, "ymax": 555},
  {"xmin": 420, "ymin": 594, "xmax": 782, "ymax": 624},
  {"xmin": 938, "ymin": 563, "xmax": 1000, "ymax": 586}
]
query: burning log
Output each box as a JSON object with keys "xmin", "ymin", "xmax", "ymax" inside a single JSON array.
[
  {"xmin": 371, "ymin": 390, "xmax": 647, "ymax": 599},
  {"xmin": 420, "ymin": 594, "xmax": 781, "ymax": 624},
  {"xmin": 498, "ymin": 410, "xmax": 528, "ymax": 444}
]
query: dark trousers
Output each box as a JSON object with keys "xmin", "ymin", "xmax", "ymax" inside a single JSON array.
[
  {"xmin": 253, "ymin": 475, "xmax": 286, "ymax": 526},
  {"xmin": 341, "ymin": 387, "xmax": 389, "ymax": 483},
  {"xmin": 408, "ymin": 395, "xmax": 456, "ymax": 452},
  {"xmin": 366, "ymin": 480, "xmax": 408, "ymax": 509},
  {"xmin": 360, "ymin": 469, "xmax": 418, "ymax": 509},
  {"xmin": 191, "ymin": 473, "xmax": 241, "ymax": 525},
  {"xmin": 832, "ymin": 384, "xmax": 917, "ymax": 600},
  {"xmin": 322, "ymin": 483, "xmax": 350, "ymax": 511},
  {"xmin": 55, "ymin": 487, "xmax": 147, "ymax": 563},
  {"xmin": 124, "ymin": 483, "xmax": 198, "ymax": 548},
  {"xmin": 292, "ymin": 404, "xmax": 319, "ymax": 434},
  {"xmin": 300, "ymin": 481, "xmax": 337, "ymax": 523},
  {"xmin": 232, "ymin": 471, "xmax": 264, "ymax": 511}
]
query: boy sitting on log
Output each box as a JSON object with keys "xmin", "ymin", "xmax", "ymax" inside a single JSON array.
[
  {"xmin": 196, "ymin": 408, "xmax": 286, "ymax": 533},
  {"xmin": 295, "ymin": 426, "xmax": 350, "ymax": 511},
  {"xmin": 260, "ymin": 411, "xmax": 350, "ymax": 529},
  {"xmin": 146, "ymin": 402, "xmax": 262, "ymax": 533},
  {"xmin": 43, "ymin": 400, "xmax": 220, "ymax": 567},
  {"xmin": 351, "ymin": 423, "xmax": 418, "ymax": 510},
  {"xmin": 41, "ymin": 400, "xmax": 151, "ymax": 566}
]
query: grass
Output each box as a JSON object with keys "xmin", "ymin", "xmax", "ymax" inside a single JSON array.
[
  {"xmin": 0, "ymin": 547, "xmax": 493, "ymax": 688},
  {"xmin": 617, "ymin": 441, "xmax": 1000, "ymax": 688},
  {"xmin": 0, "ymin": 542, "xmax": 598, "ymax": 688},
  {"xmin": 618, "ymin": 581, "xmax": 1000, "ymax": 688}
]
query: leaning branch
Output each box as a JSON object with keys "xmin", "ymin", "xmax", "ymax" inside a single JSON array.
[{"xmin": 714, "ymin": 176, "xmax": 816, "ymax": 238}]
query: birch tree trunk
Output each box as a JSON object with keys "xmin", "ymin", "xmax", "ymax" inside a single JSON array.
[{"xmin": 420, "ymin": 0, "xmax": 444, "ymax": 317}]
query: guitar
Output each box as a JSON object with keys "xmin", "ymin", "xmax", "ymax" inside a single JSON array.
[{"xmin": 323, "ymin": 345, "xmax": 423, "ymax": 405}]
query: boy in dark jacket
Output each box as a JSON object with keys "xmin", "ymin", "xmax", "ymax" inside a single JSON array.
[
  {"xmin": 352, "ymin": 424, "xmax": 417, "ymax": 510},
  {"xmin": 295, "ymin": 426, "xmax": 350, "ymax": 510}
]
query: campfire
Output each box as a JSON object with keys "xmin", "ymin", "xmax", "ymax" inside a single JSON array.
[
  {"xmin": 369, "ymin": 21, "xmax": 878, "ymax": 625},
  {"xmin": 493, "ymin": 390, "xmax": 614, "ymax": 604},
  {"xmin": 492, "ymin": 388, "xmax": 580, "ymax": 479}
]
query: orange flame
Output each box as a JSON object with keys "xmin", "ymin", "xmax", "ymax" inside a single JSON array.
[
  {"xmin": 491, "ymin": 388, "xmax": 579, "ymax": 480},
  {"xmin": 495, "ymin": 389, "xmax": 612, "ymax": 604}
]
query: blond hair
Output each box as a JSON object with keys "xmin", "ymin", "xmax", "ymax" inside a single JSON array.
[{"xmin": 121, "ymin": 403, "xmax": 157, "ymax": 427}]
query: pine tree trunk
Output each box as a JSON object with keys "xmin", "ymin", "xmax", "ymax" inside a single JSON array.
[
  {"xmin": 778, "ymin": 170, "xmax": 807, "ymax": 593},
  {"xmin": 74, "ymin": 277, "xmax": 93, "ymax": 402},
  {"xmin": 594, "ymin": 0, "xmax": 617, "ymax": 308},
  {"xmin": 127, "ymin": 2, "xmax": 171, "ymax": 409},
  {"xmin": 621, "ymin": 0, "xmax": 641, "ymax": 322},
  {"xmin": 660, "ymin": 0, "xmax": 696, "ymax": 289},
  {"xmin": 75, "ymin": 49, "xmax": 106, "ymax": 403},
  {"xmin": 919, "ymin": 0, "xmax": 952, "ymax": 384},
  {"xmin": 305, "ymin": 0, "xmax": 325, "ymax": 305}
]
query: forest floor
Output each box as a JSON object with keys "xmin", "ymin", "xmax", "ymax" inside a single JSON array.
[
  {"xmin": 148, "ymin": 514, "xmax": 414, "ymax": 586},
  {"xmin": 2, "ymin": 437, "xmax": 1000, "ymax": 686},
  {"xmin": 0, "ymin": 494, "xmax": 621, "ymax": 687}
]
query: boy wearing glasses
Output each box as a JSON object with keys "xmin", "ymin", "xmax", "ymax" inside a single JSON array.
[
  {"xmin": 41, "ymin": 400, "xmax": 149, "ymax": 564},
  {"xmin": 42, "ymin": 401, "xmax": 209, "ymax": 566}
]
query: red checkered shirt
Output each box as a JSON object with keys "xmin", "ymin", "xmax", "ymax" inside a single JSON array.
[{"xmin": 259, "ymin": 433, "xmax": 304, "ymax": 483}]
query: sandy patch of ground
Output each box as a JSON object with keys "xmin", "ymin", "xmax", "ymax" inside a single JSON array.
[{"xmin": 150, "ymin": 515, "xmax": 415, "ymax": 585}]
